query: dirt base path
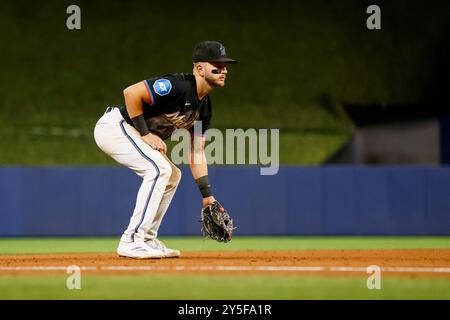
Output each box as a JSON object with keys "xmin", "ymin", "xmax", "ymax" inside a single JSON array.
[{"xmin": 1, "ymin": 249, "xmax": 450, "ymax": 277}]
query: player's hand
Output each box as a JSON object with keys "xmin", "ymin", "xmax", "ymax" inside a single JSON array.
[
  {"xmin": 142, "ymin": 133, "xmax": 167, "ymax": 153},
  {"xmin": 202, "ymin": 196, "xmax": 216, "ymax": 207}
]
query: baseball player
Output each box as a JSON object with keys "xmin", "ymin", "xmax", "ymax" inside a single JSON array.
[{"xmin": 94, "ymin": 41, "xmax": 237, "ymax": 259}]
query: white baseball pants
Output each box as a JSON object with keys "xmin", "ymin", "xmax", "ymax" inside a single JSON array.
[{"xmin": 94, "ymin": 107, "xmax": 181, "ymax": 243}]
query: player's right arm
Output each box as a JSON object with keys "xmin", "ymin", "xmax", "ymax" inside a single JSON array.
[
  {"xmin": 123, "ymin": 82, "xmax": 167, "ymax": 153},
  {"xmin": 123, "ymin": 81, "xmax": 150, "ymax": 118}
]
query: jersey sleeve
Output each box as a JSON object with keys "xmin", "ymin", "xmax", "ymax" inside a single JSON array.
[{"xmin": 143, "ymin": 75, "xmax": 185, "ymax": 108}]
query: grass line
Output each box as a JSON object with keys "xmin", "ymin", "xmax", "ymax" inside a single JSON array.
[{"xmin": 1, "ymin": 236, "xmax": 449, "ymax": 255}]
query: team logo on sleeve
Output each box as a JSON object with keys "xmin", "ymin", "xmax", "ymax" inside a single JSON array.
[{"xmin": 153, "ymin": 79, "xmax": 172, "ymax": 96}]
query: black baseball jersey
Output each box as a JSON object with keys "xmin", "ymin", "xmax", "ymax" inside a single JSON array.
[{"xmin": 119, "ymin": 73, "xmax": 212, "ymax": 140}]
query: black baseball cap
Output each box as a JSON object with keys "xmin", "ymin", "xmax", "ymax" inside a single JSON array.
[{"xmin": 192, "ymin": 41, "xmax": 237, "ymax": 63}]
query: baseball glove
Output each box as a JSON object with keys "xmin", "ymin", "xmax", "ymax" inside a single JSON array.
[{"xmin": 200, "ymin": 200, "xmax": 235, "ymax": 243}]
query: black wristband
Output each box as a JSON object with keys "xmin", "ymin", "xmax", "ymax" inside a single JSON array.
[
  {"xmin": 131, "ymin": 114, "xmax": 150, "ymax": 136},
  {"xmin": 195, "ymin": 175, "xmax": 213, "ymax": 198}
]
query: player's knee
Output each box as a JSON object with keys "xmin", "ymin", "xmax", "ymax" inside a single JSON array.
[
  {"xmin": 158, "ymin": 162, "xmax": 172, "ymax": 178},
  {"xmin": 172, "ymin": 167, "xmax": 182, "ymax": 185}
]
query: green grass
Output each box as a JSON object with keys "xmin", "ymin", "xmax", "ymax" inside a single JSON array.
[
  {"xmin": 0, "ymin": 274, "xmax": 449, "ymax": 300},
  {"xmin": 1, "ymin": 237, "xmax": 449, "ymax": 299},
  {"xmin": 1, "ymin": 236, "xmax": 450, "ymax": 255}
]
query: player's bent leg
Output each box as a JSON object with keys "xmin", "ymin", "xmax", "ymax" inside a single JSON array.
[
  {"xmin": 145, "ymin": 154, "xmax": 182, "ymax": 258},
  {"xmin": 116, "ymin": 148, "xmax": 172, "ymax": 258},
  {"xmin": 123, "ymin": 161, "xmax": 172, "ymax": 240},
  {"xmin": 93, "ymin": 108, "xmax": 173, "ymax": 258},
  {"xmin": 115, "ymin": 130, "xmax": 173, "ymax": 244},
  {"xmin": 148, "ymin": 154, "xmax": 182, "ymax": 238}
]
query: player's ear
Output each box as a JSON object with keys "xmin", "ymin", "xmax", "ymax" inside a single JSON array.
[{"xmin": 194, "ymin": 62, "xmax": 206, "ymax": 77}]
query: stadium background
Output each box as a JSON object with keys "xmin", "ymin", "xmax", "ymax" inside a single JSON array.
[{"xmin": 0, "ymin": 0, "xmax": 449, "ymax": 300}]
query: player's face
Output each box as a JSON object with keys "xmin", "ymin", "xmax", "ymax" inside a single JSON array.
[{"xmin": 205, "ymin": 62, "xmax": 228, "ymax": 87}]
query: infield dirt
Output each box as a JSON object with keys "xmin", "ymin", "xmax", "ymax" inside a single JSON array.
[{"xmin": 1, "ymin": 249, "xmax": 450, "ymax": 278}]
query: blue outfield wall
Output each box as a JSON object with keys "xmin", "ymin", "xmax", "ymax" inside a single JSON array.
[{"xmin": 0, "ymin": 166, "xmax": 449, "ymax": 236}]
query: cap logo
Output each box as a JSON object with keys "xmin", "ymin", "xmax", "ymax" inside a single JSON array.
[
  {"xmin": 219, "ymin": 45, "xmax": 226, "ymax": 56},
  {"xmin": 153, "ymin": 79, "xmax": 172, "ymax": 96}
]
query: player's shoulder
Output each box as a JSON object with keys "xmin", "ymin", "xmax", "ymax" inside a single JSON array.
[
  {"xmin": 147, "ymin": 73, "xmax": 194, "ymax": 95},
  {"xmin": 148, "ymin": 73, "xmax": 193, "ymax": 83}
]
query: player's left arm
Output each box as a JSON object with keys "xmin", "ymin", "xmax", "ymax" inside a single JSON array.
[{"xmin": 189, "ymin": 135, "xmax": 216, "ymax": 206}]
